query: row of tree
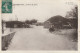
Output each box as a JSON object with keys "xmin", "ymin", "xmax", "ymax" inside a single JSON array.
[{"xmin": 25, "ymin": 19, "xmax": 37, "ymax": 24}]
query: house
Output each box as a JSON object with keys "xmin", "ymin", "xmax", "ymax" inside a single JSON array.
[
  {"xmin": 6, "ymin": 21, "xmax": 24, "ymax": 28},
  {"xmin": 43, "ymin": 21, "xmax": 52, "ymax": 28}
]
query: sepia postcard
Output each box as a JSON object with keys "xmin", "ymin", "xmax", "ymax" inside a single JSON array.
[{"xmin": 0, "ymin": 0, "xmax": 80, "ymax": 53}]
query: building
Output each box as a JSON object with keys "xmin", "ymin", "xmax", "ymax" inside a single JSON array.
[
  {"xmin": 6, "ymin": 21, "xmax": 24, "ymax": 28},
  {"xmin": 44, "ymin": 21, "xmax": 52, "ymax": 28}
]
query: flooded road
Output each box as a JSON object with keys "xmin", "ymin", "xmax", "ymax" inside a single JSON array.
[{"xmin": 7, "ymin": 26, "xmax": 77, "ymax": 50}]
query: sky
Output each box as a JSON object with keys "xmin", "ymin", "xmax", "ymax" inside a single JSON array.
[{"xmin": 2, "ymin": 0, "xmax": 77, "ymax": 22}]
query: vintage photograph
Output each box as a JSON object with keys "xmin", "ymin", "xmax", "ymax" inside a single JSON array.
[{"xmin": 1, "ymin": 0, "xmax": 78, "ymax": 51}]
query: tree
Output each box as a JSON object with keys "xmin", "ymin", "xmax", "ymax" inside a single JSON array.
[
  {"xmin": 66, "ymin": 5, "xmax": 78, "ymax": 19},
  {"xmin": 25, "ymin": 20, "xmax": 30, "ymax": 24},
  {"xmin": 25, "ymin": 19, "xmax": 37, "ymax": 24},
  {"xmin": 47, "ymin": 15, "xmax": 68, "ymax": 28},
  {"xmin": 65, "ymin": 5, "xmax": 78, "ymax": 29},
  {"xmin": 30, "ymin": 19, "xmax": 37, "ymax": 24}
]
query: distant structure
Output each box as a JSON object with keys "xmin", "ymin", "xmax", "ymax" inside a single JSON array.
[
  {"xmin": 44, "ymin": 21, "xmax": 52, "ymax": 28},
  {"xmin": 6, "ymin": 21, "xmax": 24, "ymax": 28}
]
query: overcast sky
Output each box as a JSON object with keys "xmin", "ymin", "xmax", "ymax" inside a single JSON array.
[{"xmin": 2, "ymin": 0, "xmax": 77, "ymax": 22}]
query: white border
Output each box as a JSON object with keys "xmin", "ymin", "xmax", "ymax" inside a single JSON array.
[{"xmin": 0, "ymin": 0, "xmax": 80, "ymax": 53}]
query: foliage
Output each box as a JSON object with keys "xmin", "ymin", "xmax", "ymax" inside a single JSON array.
[
  {"xmin": 65, "ymin": 5, "xmax": 78, "ymax": 29},
  {"xmin": 25, "ymin": 19, "xmax": 37, "ymax": 24},
  {"xmin": 47, "ymin": 15, "xmax": 69, "ymax": 28}
]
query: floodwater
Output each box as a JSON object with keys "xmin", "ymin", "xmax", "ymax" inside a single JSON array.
[{"xmin": 7, "ymin": 26, "xmax": 77, "ymax": 50}]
